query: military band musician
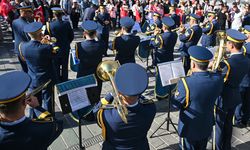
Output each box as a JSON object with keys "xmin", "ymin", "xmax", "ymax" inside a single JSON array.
[
  {"xmin": 201, "ymin": 11, "xmax": 219, "ymax": 48},
  {"xmin": 75, "ymin": 20, "xmax": 105, "ymax": 107},
  {"xmin": 93, "ymin": 63, "xmax": 156, "ymax": 150},
  {"xmin": 109, "ymin": 17, "xmax": 140, "ymax": 65},
  {"xmin": 12, "ymin": 6, "xmax": 34, "ymax": 73},
  {"xmin": 45, "ymin": 7, "xmax": 74, "ymax": 83},
  {"xmin": 215, "ymin": 29, "xmax": 250, "ymax": 150},
  {"xmin": 0, "ymin": 71, "xmax": 63, "ymax": 150},
  {"xmin": 173, "ymin": 46, "xmax": 224, "ymax": 150},
  {"xmin": 234, "ymin": 25, "xmax": 250, "ymax": 128},
  {"xmin": 179, "ymin": 14, "xmax": 202, "ymax": 74}
]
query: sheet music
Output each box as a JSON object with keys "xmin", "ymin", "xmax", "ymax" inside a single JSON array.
[
  {"xmin": 158, "ymin": 63, "xmax": 173, "ymax": 86},
  {"xmin": 171, "ymin": 61, "xmax": 185, "ymax": 79},
  {"xmin": 67, "ymin": 87, "xmax": 90, "ymax": 112},
  {"xmin": 56, "ymin": 74, "xmax": 97, "ymax": 113},
  {"xmin": 158, "ymin": 60, "xmax": 185, "ymax": 86}
]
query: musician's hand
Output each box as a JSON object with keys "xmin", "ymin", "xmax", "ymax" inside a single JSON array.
[
  {"xmin": 179, "ymin": 26, "xmax": 185, "ymax": 33},
  {"xmin": 25, "ymin": 95, "xmax": 40, "ymax": 108}
]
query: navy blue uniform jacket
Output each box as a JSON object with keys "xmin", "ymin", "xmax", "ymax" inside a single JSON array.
[
  {"xmin": 20, "ymin": 40, "xmax": 55, "ymax": 88},
  {"xmin": 173, "ymin": 72, "xmax": 223, "ymax": 141},
  {"xmin": 46, "ymin": 19, "xmax": 74, "ymax": 57}
]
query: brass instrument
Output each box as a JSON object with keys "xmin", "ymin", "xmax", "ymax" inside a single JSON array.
[
  {"xmin": 211, "ymin": 31, "xmax": 227, "ymax": 71},
  {"xmin": 171, "ymin": 27, "xmax": 180, "ymax": 32},
  {"xmin": 41, "ymin": 35, "xmax": 57, "ymax": 44},
  {"xmin": 26, "ymin": 80, "xmax": 51, "ymax": 98},
  {"xmin": 41, "ymin": 35, "xmax": 59, "ymax": 53},
  {"xmin": 96, "ymin": 60, "xmax": 128, "ymax": 123},
  {"xmin": 114, "ymin": 29, "xmax": 123, "ymax": 37}
]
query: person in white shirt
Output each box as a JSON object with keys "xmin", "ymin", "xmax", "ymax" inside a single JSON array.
[{"xmin": 231, "ymin": 3, "xmax": 243, "ymax": 30}]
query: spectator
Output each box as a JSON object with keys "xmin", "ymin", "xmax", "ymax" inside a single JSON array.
[
  {"xmin": 195, "ymin": 3, "xmax": 204, "ymax": 22},
  {"xmin": 163, "ymin": 0, "xmax": 170, "ymax": 15},
  {"xmin": 0, "ymin": 0, "xmax": 14, "ymax": 20},
  {"xmin": 132, "ymin": 0, "xmax": 143, "ymax": 24},
  {"xmin": 71, "ymin": 0, "xmax": 81, "ymax": 29},
  {"xmin": 243, "ymin": 3, "xmax": 250, "ymax": 26},
  {"xmin": 83, "ymin": 4, "xmax": 97, "ymax": 21},
  {"xmin": 120, "ymin": 3, "xmax": 129, "ymax": 18},
  {"xmin": 217, "ymin": 5, "xmax": 228, "ymax": 30},
  {"xmin": 60, "ymin": 0, "xmax": 72, "ymax": 15},
  {"xmin": 107, "ymin": 0, "xmax": 116, "ymax": 29},
  {"xmin": 231, "ymin": 2, "xmax": 243, "ymax": 30}
]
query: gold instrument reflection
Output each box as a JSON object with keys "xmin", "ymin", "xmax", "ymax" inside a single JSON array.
[
  {"xmin": 96, "ymin": 60, "xmax": 129, "ymax": 124},
  {"xmin": 211, "ymin": 31, "xmax": 227, "ymax": 71},
  {"xmin": 41, "ymin": 35, "xmax": 59, "ymax": 53},
  {"xmin": 41, "ymin": 35, "xmax": 57, "ymax": 44}
]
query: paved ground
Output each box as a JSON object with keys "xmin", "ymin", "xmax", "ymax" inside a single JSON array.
[{"xmin": 1, "ymin": 19, "xmax": 250, "ymax": 150}]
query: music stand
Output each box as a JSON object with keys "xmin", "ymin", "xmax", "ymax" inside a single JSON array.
[
  {"xmin": 150, "ymin": 85, "xmax": 177, "ymax": 137},
  {"xmin": 55, "ymin": 75, "xmax": 97, "ymax": 150},
  {"xmin": 150, "ymin": 60, "xmax": 185, "ymax": 137}
]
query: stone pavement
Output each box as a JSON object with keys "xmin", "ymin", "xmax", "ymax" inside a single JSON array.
[{"xmin": 1, "ymin": 25, "xmax": 250, "ymax": 150}]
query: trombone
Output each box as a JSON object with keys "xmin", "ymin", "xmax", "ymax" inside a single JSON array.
[
  {"xmin": 96, "ymin": 60, "xmax": 128, "ymax": 123},
  {"xmin": 26, "ymin": 80, "xmax": 51, "ymax": 98}
]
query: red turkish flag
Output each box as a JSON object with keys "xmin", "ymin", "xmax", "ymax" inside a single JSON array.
[{"xmin": 34, "ymin": 6, "xmax": 45, "ymax": 23}]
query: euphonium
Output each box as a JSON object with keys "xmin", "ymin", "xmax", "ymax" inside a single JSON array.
[
  {"xmin": 96, "ymin": 60, "xmax": 128, "ymax": 123},
  {"xmin": 211, "ymin": 30, "xmax": 227, "ymax": 71}
]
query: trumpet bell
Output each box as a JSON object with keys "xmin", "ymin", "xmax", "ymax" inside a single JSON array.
[{"xmin": 96, "ymin": 60, "xmax": 120, "ymax": 81}]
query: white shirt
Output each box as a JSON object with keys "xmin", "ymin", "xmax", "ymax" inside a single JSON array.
[{"xmin": 231, "ymin": 11, "xmax": 243, "ymax": 30}]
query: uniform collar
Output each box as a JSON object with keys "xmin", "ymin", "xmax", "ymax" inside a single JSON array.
[
  {"xmin": 230, "ymin": 52, "xmax": 242, "ymax": 57},
  {"xmin": 0, "ymin": 116, "xmax": 26, "ymax": 126},
  {"xmin": 191, "ymin": 24, "xmax": 198, "ymax": 27},
  {"xmin": 126, "ymin": 101, "xmax": 139, "ymax": 108},
  {"xmin": 192, "ymin": 71, "xmax": 209, "ymax": 76}
]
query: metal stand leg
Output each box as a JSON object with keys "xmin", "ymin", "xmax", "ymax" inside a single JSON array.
[
  {"xmin": 79, "ymin": 118, "xmax": 85, "ymax": 150},
  {"xmin": 51, "ymin": 86, "xmax": 55, "ymax": 117},
  {"xmin": 150, "ymin": 87, "xmax": 178, "ymax": 138}
]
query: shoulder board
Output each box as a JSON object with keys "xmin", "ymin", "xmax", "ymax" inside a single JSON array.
[
  {"xmin": 139, "ymin": 99, "xmax": 154, "ymax": 105},
  {"xmin": 32, "ymin": 117, "xmax": 54, "ymax": 123}
]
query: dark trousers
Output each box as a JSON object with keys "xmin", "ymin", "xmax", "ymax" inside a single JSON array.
[
  {"xmin": 182, "ymin": 55, "xmax": 191, "ymax": 75},
  {"xmin": 54, "ymin": 56, "xmax": 69, "ymax": 83},
  {"xmin": 180, "ymin": 137, "xmax": 208, "ymax": 150},
  {"xmin": 235, "ymin": 87, "xmax": 250, "ymax": 124},
  {"xmin": 102, "ymin": 31, "xmax": 109, "ymax": 56},
  {"xmin": 18, "ymin": 56, "xmax": 28, "ymax": 73},
  {"xmin": 215, "ymin": 107, "xmax": 236, "ymax": 150}
]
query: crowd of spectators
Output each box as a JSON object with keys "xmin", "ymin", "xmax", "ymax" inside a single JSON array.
[{"xmin": 1, "ymin": 0, "xmax": 250, "ymax": 39}]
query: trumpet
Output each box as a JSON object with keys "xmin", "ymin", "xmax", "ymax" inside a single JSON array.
[
  {"xmin": 96, "ymin": 60, "xmax": 128, "ymax": 123},
  {"xmin": 41, "ymin": 35, "xmax": 59, "ymax": 53},
  {"xmin": 171, "ymin": 27, "xmax": 180, "ymax": 32}
]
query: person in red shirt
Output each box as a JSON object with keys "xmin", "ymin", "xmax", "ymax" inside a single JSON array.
[
  {"xmin": 120, "ymin": 3, "xmax": 129, "ymax": 18},
  {"xmin": 0, "ymin": 0, "xmax": 13, "ymax": 19}
]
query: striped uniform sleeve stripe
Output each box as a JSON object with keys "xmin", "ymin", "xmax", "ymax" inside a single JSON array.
[
  {"xmin": 223, "ymin": 60, "xmax": 231, "ymax": 82},
  {"xmin": 181, "ymin": 78, "xmax": 190, "ymax": 109}
]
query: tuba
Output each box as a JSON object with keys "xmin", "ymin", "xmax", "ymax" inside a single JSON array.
[
  {"xmin": 211, "ymin": 30, "xmax": 227, "ymax": 71},
  {"xmin": 96, "ymin": 60, "xmax": 129, "ymax": 123}
]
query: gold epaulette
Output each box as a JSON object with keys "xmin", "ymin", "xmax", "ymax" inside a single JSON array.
[
  {"xmin": 139, "ymin": 99, "xmax": 154, "ymax": 105},
  {"xmin": 32, "ymin": 117, "xmax": 54, "ymax": 123}
]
